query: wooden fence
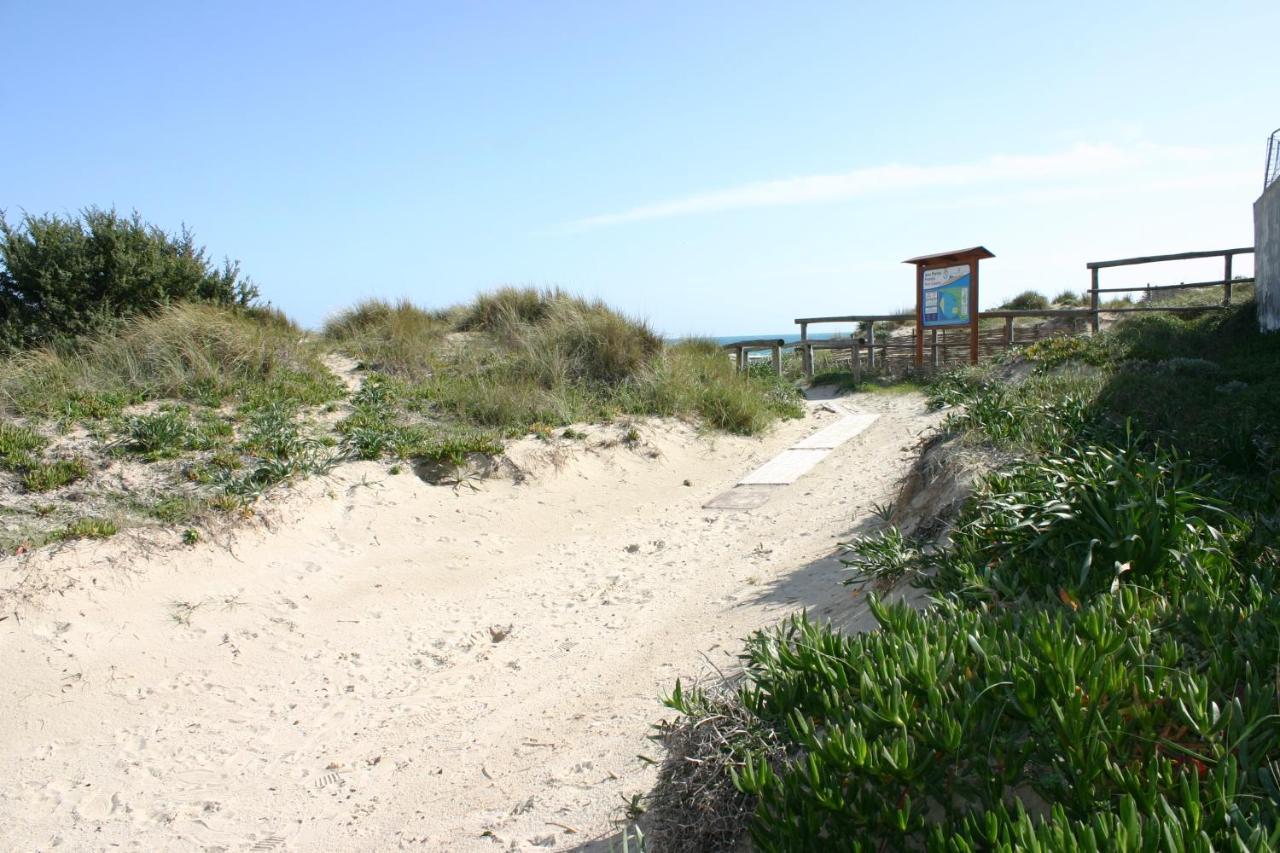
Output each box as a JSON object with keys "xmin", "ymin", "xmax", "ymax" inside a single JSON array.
[
  {"xmin": 1087, "ymin": 247, "xmax": 1255, "ymax": 333},
  {"xmin": 783, "ymin": 309, "xmax": 1090, "ymax": 378},
  {"xmin": 721, "ymin": 246, "xmax": 1258, "ymax": 378}
]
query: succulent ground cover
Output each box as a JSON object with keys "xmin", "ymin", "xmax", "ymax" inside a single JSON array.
[{"xmin": 651, "ymin": 303, "xmax": 1280, "ymax": 850}]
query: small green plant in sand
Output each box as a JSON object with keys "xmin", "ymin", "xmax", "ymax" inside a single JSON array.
[
  {"xmin": 54, "ymin": 517, "xmax": 118, "ymax": 541},
  {"xmin": 21, "ymin": 457, "xmax": 90, "ymax": 493}
]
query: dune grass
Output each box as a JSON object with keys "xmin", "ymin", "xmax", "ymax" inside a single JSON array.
[
  {"xmin": 321, "ymin": 298, "xmax": 453, "ymax": 376},
  {"xmin": 325, "ymin": 289, "xmax": 802, "ymax": 446},
  {"xmin": 0, "ymin": 289, "xmax": 803, "ymax": 552},
  {"xmin": 0, "ymin": 302, "xmax": 343, "ymax": 421}
]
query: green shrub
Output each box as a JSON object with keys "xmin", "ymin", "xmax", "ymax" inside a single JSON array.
[
  {"xmin": 1023, "ymin": 335, "xmax": 1104, "ymax": 371},
  {"xmin": 0, "ymin": 208, "xmax": 258, "ymax": 349},
  {"xmin": 938, "ymin": 375, "xmax": 1098, "ymax": 452},
  {"xmin": 396, "ymin": 429, "xmax": 504, "ymax": 465},
  {"xmin": 1000, "ymin": 290, "xmax": 1050, "ymax": 310},
  {"xmin": 22, "ymin": 457, "xmax": 89, "ymax": 492},
  {"xmin": 945, "ymin": 438, "xmax": 1236, "ymax": 600},
  {"xmin": 838, "ymin": 527, "xmax": 928, "ymax": 584},
  {"xmin": 1052, "ymin": 289, "xmax": 1084, "ymax": 306},
  {"xmin": 337, "ymin": 375, "xmax": 406, "ymax": 459}
]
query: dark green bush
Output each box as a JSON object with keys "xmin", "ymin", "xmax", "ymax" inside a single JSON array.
[
  {"xmin": 0, "ymin": 208, "xmax": 258, "ymax": 349},
  {"xmin": 1000, "ymin": 289, "xmax": 1051, "ymax": 310}
]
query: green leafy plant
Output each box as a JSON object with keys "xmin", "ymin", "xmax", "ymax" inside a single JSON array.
[
  {"xmin": 55, "ymin": 516, "xmax": 118, "ymax": 541},
  {"xmin": 22, "ymin": 457, "xmax": 89, "ymax": 492},
  {"xmin": 838, "ymin": 527, "xmax": 928, "ymax": 584},
  {"xmin": 654, "ymin": 304, "xmax": 1280, "ymax": 849},
  {"xmin": 0, "ymin": 420, "xmax": 46, "ymax": 468},
  {"xmin": 125, "ymin": 409, "xmax": 196, "ymax": 459}
]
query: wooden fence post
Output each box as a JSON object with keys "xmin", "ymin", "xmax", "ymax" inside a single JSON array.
[
  {"xmin": 867, "ymin": 323, "xmax": 876, "ymax": 368},
  {"xmin": 852, "ymin": 341, "xmax": 861, "ymax": 384},
  {"xmin": 799, "ymin": 322, "xmax": 812, "ymax": 377},
  {"xmin": 1224, "ymin": 254, "xmax": 1233, "ymax": 306},
  {"xmin": 1004, "ymin": 316, "xmax": 1014, "ymax": 349},
  {"xmin": 1090, "ymin": 268, "xmax": 1100, "ymax": 334},
  {"xmin": 931, "ymin": 329, "xmax": 939, "ymax": 368},
  {"xmin": 771, "ymin": 345, "xmax": 782, "ymax": 376}
]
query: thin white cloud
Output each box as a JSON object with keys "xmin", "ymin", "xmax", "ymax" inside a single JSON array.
[
  {"xmin": 914, "ymin": 169, "xmax": 1258, "ymax": 210},
  {"xmin": 562, "ymin": 142, "xmax": 1231, "ymax": 231}
]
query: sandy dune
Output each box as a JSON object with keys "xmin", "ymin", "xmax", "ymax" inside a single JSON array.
[{"xmin": 0, "ymin": 391, "xmax": 936, "ymax": 852}]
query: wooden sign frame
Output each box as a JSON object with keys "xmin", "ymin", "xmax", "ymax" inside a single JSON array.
[{"xmin": 904, "ymin": 247, "xmax": 994, "ymax": 367}]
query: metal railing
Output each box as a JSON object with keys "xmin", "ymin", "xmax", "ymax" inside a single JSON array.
[{"xmin": 1267, "ymin": 127, "xmax": 1280, "ymax": 192}]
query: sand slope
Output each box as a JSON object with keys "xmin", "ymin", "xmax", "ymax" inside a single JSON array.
[{"xmin": 0, "ymin": 391, "xmax": 937, "ymax": 852}]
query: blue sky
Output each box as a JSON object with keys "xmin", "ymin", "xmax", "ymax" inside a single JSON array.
[{"xmin": 4, "ymin": 1, "xmax": 1277, "ymax": 335}]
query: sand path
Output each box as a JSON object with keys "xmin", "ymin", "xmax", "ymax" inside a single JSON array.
[{"xmin": 0, "ymin": 391, "xmax": 936, "ymax": 852}]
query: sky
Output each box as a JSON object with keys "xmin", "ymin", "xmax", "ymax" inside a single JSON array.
[{"xmin": 3, "ymin": 1, "xmax": 1278, "ymax": 336}]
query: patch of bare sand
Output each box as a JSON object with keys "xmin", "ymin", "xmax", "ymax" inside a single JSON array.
[{"xmin": 0, "ymin": 391, "xmax": 940, "ymax": 851}]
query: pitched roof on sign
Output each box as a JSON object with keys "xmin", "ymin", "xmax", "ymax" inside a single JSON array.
[{"xmin": 902, "ymin": 246, "xmax": 995, "ymax": 265}]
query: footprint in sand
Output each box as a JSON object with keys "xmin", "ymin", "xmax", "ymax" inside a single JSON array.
[{"xmin": 313, "ymin": 771, "xmax": 345, "ymax": 790}]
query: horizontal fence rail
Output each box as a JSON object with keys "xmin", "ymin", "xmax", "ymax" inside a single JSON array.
[
  {"xmin": 1086, "ymin": 246, "xmax": 1255, "ymax": 333},
  {"xmin": 779, "ymin": 308, "xmax": 1092, "ymax": 378},
  {"xmin": 777, "ymin": 246, "xmax": 1255, "ymax": 378}
]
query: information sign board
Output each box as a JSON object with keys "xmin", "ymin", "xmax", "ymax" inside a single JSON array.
[{"xmin": 921, "ymin": 263, "xmax": 972, "ymax": 327}]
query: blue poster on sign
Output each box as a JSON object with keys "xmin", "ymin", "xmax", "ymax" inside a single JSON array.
[{"xmin": 922, "ymin": 264, "xmax": 971, "ymax": 327}]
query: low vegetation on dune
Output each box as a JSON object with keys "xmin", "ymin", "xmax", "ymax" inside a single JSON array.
[
  {"xmin": 1, "ymin": 302, "xmax": 340, "ymax": 420},
  {"xmin": 320, "ymin": 298, "xmax": 454, "ymax": 377},
  {"xmin": 324, "ymin": 288, "xmax": 802, "ymax": 443},
  {"xmin": 0, "ymin": 214, "xmax": 804, "ymax": 554},
  {"xmin": 0, "ymin": 302, "xmax": 347, "ymax": 551},
  {"xmin": 649, "ymin": 302, "xmax": 1280, "ymax": 850}
]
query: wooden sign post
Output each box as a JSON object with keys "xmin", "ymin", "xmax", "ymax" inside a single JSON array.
[{"xmin": 905, "ymin": 246, "xmax": 994, "ymax": 367}]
